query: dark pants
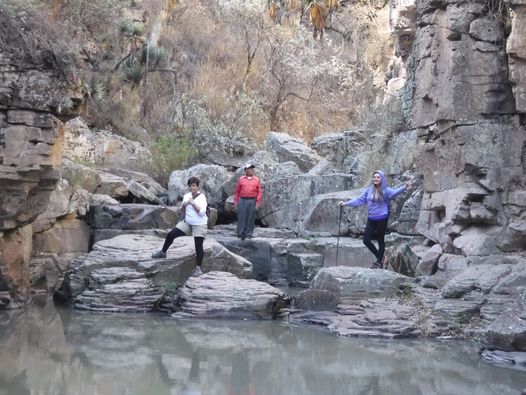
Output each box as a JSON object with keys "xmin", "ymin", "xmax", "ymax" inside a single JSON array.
[
  {"xmin": 237, "ymin": 197, "xmax": 257, "ymax": 238},
  {"xmin": 162, "ymin": 227, "xmax": 205, "ymax": 266},
  {"xmin": 363, "ymin": 218, "xmax": 388, "ymax": 264}
]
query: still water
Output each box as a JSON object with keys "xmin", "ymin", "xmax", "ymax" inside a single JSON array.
[{"xmin": 0, "ymin": 300, "xmax": 525, "ymax": 395}]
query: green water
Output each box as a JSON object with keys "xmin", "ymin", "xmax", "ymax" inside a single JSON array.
[{"xmin": 0, "ymin": 300, "xmax": 524, "ymax": 395}]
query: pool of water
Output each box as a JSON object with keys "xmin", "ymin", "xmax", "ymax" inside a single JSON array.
[{"xmin": 0, "ymin": 300, "xmax": 525, "ymax": 395}]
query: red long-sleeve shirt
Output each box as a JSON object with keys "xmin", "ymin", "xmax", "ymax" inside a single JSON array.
[{"xmin": 234, "ymin": 176, "xmax": 262, "ymax": 206}]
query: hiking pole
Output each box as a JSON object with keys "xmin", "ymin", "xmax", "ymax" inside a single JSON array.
[{"xmin": 336, "ymin": 205, "xmax": 343, "ymax": 266}]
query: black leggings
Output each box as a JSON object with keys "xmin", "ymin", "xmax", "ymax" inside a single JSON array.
[
  {"xmin": 363, "ymin": 218, "xmax": 388, "ymax": 264},
  {"xmin": 162, "ymin": 227, "xmax": 205, "ymax": 266}
]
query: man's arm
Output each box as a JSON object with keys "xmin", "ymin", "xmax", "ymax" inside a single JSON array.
[{"xmin": 256, "ymin": 179, "xmax": 263, "ymax": 208}]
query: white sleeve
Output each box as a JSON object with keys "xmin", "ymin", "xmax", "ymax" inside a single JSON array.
[{"xmin": 196, "ymin": 194, "xmax": 207, "ymax": 216}]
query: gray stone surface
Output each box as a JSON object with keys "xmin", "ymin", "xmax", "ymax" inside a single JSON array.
[
  {"xmin": 264, "ymin": 132, "xmax": 321, "ymax": 172},
  {"xmin": 310, "ymin": 266, "xmax": 410, "ymax": 298},
  {"xmin": 173, "ymin": 271, "xmax": 289, "ymax": 319}
]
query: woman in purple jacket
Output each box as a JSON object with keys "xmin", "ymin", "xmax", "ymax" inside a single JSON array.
[{"xmin": 338, "ymin": 170, "xmax": 413, "ymax": 269}]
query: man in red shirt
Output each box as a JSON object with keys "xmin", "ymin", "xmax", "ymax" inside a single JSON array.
[{"xmin": 234, "ymin": 163, "xmax": 262, "ymax": 240}]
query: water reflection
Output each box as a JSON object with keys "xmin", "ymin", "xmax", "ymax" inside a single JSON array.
[{"xmin": 0, "ymin": 299, "xmax": 525, "ymax": 395}]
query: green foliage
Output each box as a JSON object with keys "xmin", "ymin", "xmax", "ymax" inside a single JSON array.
[
  {"xmin": 84, "ymin": 78, "xmax": 106, "ymax": 102},
  {"xmin": 161, "ymin": 282, "xmax": 178, "ymax": 296},
  {"xmin": 56, "ymin": 96, "xmax": 74, "ymax": 114},
  {"xmin": 119, "ymin": 21, "xmax": 144, "ymax": 37},
  {"xmin": 122, "ymin": 58, "xmax": 144, "ymax": 86},
  {"xmin": 149, "ymin": 134, "xmax": 197, "ymax": 182},
  {"xmin": 140, "ymin": 46, "xmax": 167, "ymax": 68}
]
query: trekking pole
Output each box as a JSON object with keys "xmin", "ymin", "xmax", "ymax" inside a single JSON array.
[{"xmin": 336, "ymin": 205, "xmax": 343, "ymax": 266}]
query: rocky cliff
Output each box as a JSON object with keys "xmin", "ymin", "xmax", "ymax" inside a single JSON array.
[{"xmin": 0, "ymin": 0, "xmax": 524, "ymax": 358}]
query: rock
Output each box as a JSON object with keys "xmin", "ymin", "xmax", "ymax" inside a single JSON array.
[
  {"xmin": 32, "ymin": 219, "xmax": 90, "ymax": 254},
  {"xmin": 409, "ymin": 3, "xmax": 514, "ymax": 128},
  {"xmin": 87, "ymin": 203, "xmax": 181, "ymax": 230},
  {"xmin": 311, "ymin": 129, "xmax": 371, "ymax": 173},
  {"xmin": 416, "ymin": 244, "xmax": 442, "ymax": 275},
  {"xmin": 309, "ymin": 237, "xmax": 374, "ymax": 267},
  {"xmin": 168, "ymin": 164, "xmax": 233, "ymax": 209},
  {"xmin": 221, "ymin": 150, "xmax": 302, "ymax": 197},
  {"xmin": 59, "ymin": 234, "xmax": 254, "ymax": 312},
  {"xmin": 173, "ymin": 271, "xmax": 289, "ymax": 319},
  {"xmin": 295, "ymin": 289, "xmax": 339, "ymax": 311},
  {"xmin": 483, "ymin": 291, "xmax": 526, "ymax": 352},
  {"xmin": 203, "ymin": 242, "xmax": 252, "ymax": 278},
  {"xmin": 287, "ymin": 253, "xmax": 324, "ymax": 288},
  {"xmin": 62, "ymin": 118, "xmax": 150, "ymax": 172},
  {"xmin": 292, "ymin": 298, "xmax": 421, "ymax": 338},
  {"xmin": 480, "ymin": 349, "xmax": 526, "ymax": 370},
  {"xmin": 127, "ymin": 181, "xmax": 162, "ymax": 205},
  {"xmin": 264, "ymin": 132, "xmax": 321, "ymax": 172},
  {"xmin": 259, "ymin": 185, "xmax": 356, "ymax": 233},
  {"xmin": 387, "ymin": 242, "xmax": 419, "ymax": 277},
  {"xmin": 507, "ymin": 4, "xmax": 526, "ymax": 112},
  {"xmin": 103, "ymin": 168, "xmax": 166, "ymax": 197},
  {"xmin": 310, "ymin": 266, "xmax": 410, "ymax": 298},
  {"xmin": 441, "ymin": 263, "xmax": 512, "ymax": 299}
]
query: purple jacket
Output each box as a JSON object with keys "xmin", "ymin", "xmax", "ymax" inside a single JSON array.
[{"xmin": 344, "ymin": 170, "xmax": 406, "ymax": 220}]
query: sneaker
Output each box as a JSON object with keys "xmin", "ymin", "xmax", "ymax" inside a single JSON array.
[
  {"xmin": 191, "ymin": 267, "xmax": 203, "ymax": 277},
  {"xmin": 152, "ymin": 250, "xmax": 166, "ymax": 259},
  {"xmin": 246, "ymin": 235, "xmax": 253, "ymax": 239},
  {"xmin": 369, "ymin": 261, "xmax": 381, "ymax": 269}
]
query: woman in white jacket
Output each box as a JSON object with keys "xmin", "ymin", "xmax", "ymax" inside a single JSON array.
[{"xmin": 152, "ymin": 176, "xmax": 208, "ymax": 276}]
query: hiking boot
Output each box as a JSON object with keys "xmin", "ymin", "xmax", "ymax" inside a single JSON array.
[
  {"xmin": 191, "ymin": 267, "xmax": 203, "ymax": 277},
  {"xmin": 369, "ymin": 261, "xmax": 381, "ymax": 269},
  {"xmin": 152, "ymin": 250, "xmax": 166, "ymax": 259}
]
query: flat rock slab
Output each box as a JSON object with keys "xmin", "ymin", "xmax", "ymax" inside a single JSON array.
[
  {"xmin": 173, "ymin": 271, "xmax": 289, "ymax": 319},
  {"xmin": 483, "ymin": 290, "xmax": 526, "ymax": 352},
  {"xmin": 60, "ymin": 234, "xmax": 252, "ymax": 313},
  {"xmin": 310, "ymin": 266, "xmax": 411, "ymax": 298},
  {"xmin": 480, "ymin": 349, "xmax": 526, "ymax": 371},
  {"xmin": 291, "ymin": 297, "xmax": 420, "ymax": 339}
]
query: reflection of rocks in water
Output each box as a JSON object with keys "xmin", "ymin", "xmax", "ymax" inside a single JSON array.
[{"xmin": 0, "ymin": 302, "xmax": 525, "ymax": 395}]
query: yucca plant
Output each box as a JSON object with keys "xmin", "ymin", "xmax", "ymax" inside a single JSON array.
[
  {"xmin": 121, "ymin": 59, "xmax": 144, "ymax": 87},
  {"xmin": 119, "ymin": 21, "xmax": 144, "ymax": 37},
  {"xmin": 140, "ymin": 45, "xmax": 167, "ymax": 68},
  {"xmin": 56, "ymin": 96, "xmax": 74, "ymax": 114},
  {"xmin": 84, "ymin": 78, "xmax": 106, "ymax": 102}
]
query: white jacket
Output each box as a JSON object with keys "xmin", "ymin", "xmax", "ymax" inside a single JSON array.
[{"xmin": 183, "ymin": 192, "xmax": 208, "ymax": 225}]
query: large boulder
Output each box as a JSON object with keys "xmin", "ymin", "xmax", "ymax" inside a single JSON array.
[
  {"xmin": 258, "ymin": 179, "xmax": 355, "ymax": 231},
  {"xmin": 311, "ymin": 129, "xmax": 371, "ymax": 173},
  {"xmin": 310, "ymin": 266, "xmax": 410, "ymax": 298},
  {"xmin": 264, "ymin": 132, "xmax": 321, "ymax": 172},
  {"xmin": 59, "ymin": 234, "xmax": 254, "ymax": 312},
  {"xmin": 87, "ymin": 203, "xmax": 181, "ymax": 230},
  {"xmin": 62, "ymin": 118, "xmax": 150, "ymax": 172},
  {"xmin": 483, "ymin": 290, "xmax": 526, "ymax": 352},
  {"xmin": 173, "ymin": 271, "xmax": 289, "ymax": 319},
  {"xmin": 221, "ymin": 150, "xmax": 302, "ymax": 198},
  {"xmin": 168, "ymin": 164, "xmax": 233, "ymax": 209}
]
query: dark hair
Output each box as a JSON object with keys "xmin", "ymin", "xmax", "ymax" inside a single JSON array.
[{"xmin": 187, "ymin": 176, "xmax": 200, "ymax": 186}]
